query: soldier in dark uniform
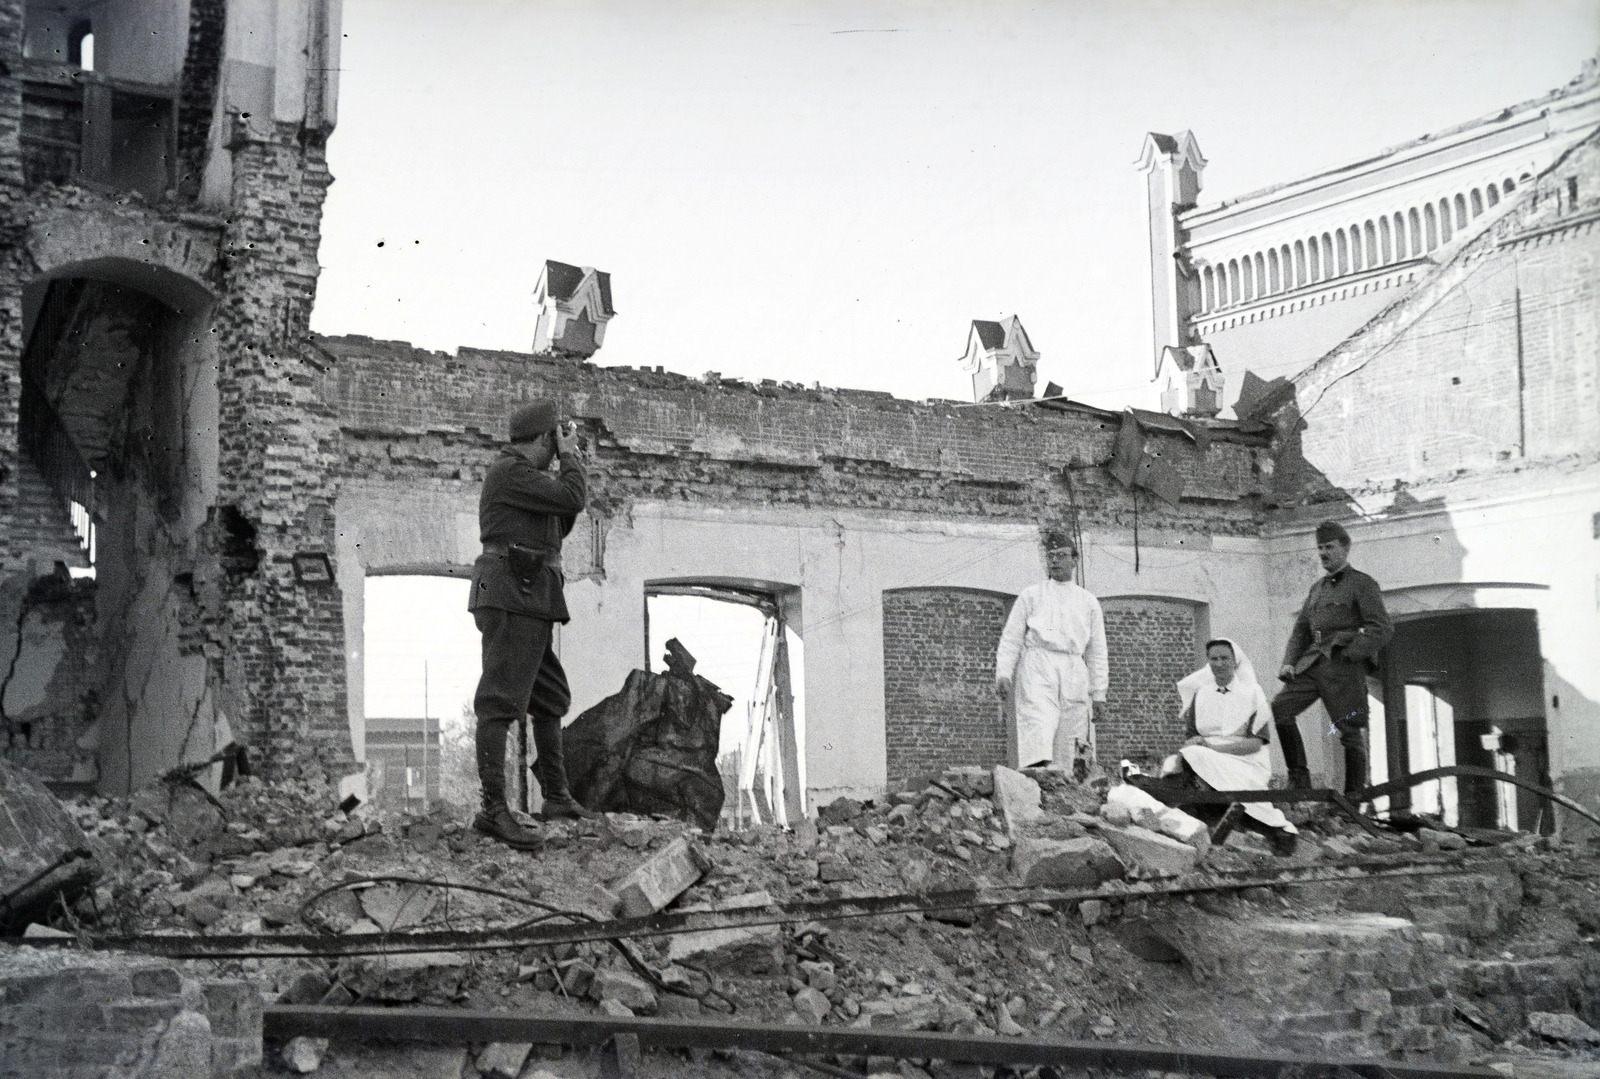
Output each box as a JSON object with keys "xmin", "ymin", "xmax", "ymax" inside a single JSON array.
[
  {"xmin": 1272, "ymin": 521, "xmax": 1393, "ymax": 793},
  {"xmin": 468, "ymin": 400, "xmax": 598, "ymax": 850}
]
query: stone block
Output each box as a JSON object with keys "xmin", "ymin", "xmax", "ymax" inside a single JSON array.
[
  {"xmin": 1098, "ymin": 825, "xmax": 1198, "ymax": 877},
  {"xmin": 818, "ymin": 856, "xmax": 855, "ymax": 882},
  {"xmin": 667, "ymin": 922, "xmax": 781, "ymax": 965},
  {"xmin": 202, "ymin": 977, "xmax": 264, "ymax": 1039},
  {"xmin": 1528, "ymin": 1011, "xmax": 1600, "ymax": 1045},
  {"xmin": 793, "ymin": 986, "xmax": 831, "ymax": 1024},
  {"xmin": 1078, "ymin": 899, "xmax": 1108, "ymax": 927},
  {"xmin": 102, "ymin": 997, "xmax": 186, "ymax": 1032},
  {"xmin": 613, "ymin": 836, "xmax": 712, "ymax": 919},
  {"xmin": 284, "ymin": 1035, "xmax": 329, "ymax": 1074},
  {"xmin": 592, "ymin": 970, "xmax": 657, "ymax": 1013},
  {"xmin": 1010, "ymin": 837, "xmax": 1124, "ymax": 888},
  {"xmin": 991, "ymin": 766, "xmax": 1042, "ymax": 836},
  {"xmin": 477, "ymin": 1041, "xmax": 533, "ymax": 1079},
  {"xmin": 146, "ymin": 1010, "xmax": 213, "ymax": 1079},
  {"xmin": 656, "ymin": 994, "xmax": 703, "ymax": 1018},
  {"xmin": 337, "ymin": 950, "xmax": 470, "ymax": 1003},
  {"xmin": 129, "ymin": 966, "xmax": 184, "ymax": 998},
  {"xmin": 1154, "ymin": 806, "xmax": 1211, "ymax": 855}
]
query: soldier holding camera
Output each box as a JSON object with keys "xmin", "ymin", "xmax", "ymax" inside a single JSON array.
[{"xmin": 468, "ymin": 401, "xmax": 598, "ymax": 849}]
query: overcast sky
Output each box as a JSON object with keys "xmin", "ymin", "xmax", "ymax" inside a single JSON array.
[{"xmin": 310, "ymin": 0, "xmax": 1599, "ymax": 411}]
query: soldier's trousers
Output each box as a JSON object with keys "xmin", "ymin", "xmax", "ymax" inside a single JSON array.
[
  {"xmin": 473, "ymin": 608, "xmax": 571, "ymax": 805},
  {"xmin": 1271, "ymin": 653, "xmax": 1370, "ymax": 793}
]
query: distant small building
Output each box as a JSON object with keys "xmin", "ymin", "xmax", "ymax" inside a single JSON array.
[
  {"xmin": 532, "ymin": 260, "xmax": 616, "ymax": 357},
  {"xmin": 364, "ymin": 717, "xmax": 441, "ymax": 809},
  {"xmin": 957, "ymin": 315, "xmax": 1038, "ymax": 403},
  {"xmin": 1155, "ymin": 344, "xmax": 1223, "ymax": 418}
]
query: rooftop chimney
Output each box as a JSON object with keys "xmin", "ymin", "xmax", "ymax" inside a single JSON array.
[
  {"xmin": 957, "ymin": 316, "xmax": 1038, "ymax": 403},
  {"xmin": 533, "ymin": 261, "xmax": 616, "ymax": 358}
]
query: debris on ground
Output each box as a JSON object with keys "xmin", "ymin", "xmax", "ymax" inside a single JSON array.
[{"xmin": 2, "ymin": 759, "xmax": 1598, "ymax": 1077}]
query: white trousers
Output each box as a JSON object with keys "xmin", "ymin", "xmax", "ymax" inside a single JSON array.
[{"xmin": 1013, "ymin": 648, "xmax": 1092, "ymax": 768}]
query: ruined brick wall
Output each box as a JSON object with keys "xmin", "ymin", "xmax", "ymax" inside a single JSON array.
[
  {"xmin": 1287, "ymin": 133, "xmax": 1600, "ymax": 497},
  {"xmin": 1, "ymin": 0, "xmax": 28, "ymax": 576},
  {"xmin": 1097, "ymin": 597, "xmax": 1197, "ymax": 767},
  {"xmin": 175, "ymin": 0, "xmax": 226, "ymax": 200},
  {"xmin": 882, "ymin": 587, "xmax": 1014, "ymax": 787},
  {"xmin": 320, "ymin": 337, "xmax": 1276, "ymax": 533}
]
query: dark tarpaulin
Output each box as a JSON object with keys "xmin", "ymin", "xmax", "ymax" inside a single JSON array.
[{"xmin": 563, "ymin": 640, "xmax": 733, "ymax": 831}]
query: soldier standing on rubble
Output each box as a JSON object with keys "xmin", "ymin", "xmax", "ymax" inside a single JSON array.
[
  {"xmin": 994, "ymin": 533, "xmax": 1109, "ymax": 775},
  {"xmin": 468, "ymin": 401, "xmax": 599, "ymax": 850},
  {"xmin": 1272, "ymin": 520, "xmax": 1393, "ymax": 793}
]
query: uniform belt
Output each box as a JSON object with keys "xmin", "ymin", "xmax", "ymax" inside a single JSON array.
[{"xmin": 482, "ymin": 543, "xmax": 556, "ymax": 557}]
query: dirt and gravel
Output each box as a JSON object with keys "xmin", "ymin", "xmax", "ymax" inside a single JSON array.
[{"xmin": 19, "ymin": 764, "xmax": 1600, "ymax": 1078}]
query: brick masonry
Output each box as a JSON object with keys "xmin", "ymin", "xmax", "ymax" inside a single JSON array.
[
  {"xmin": 882, "ymin": 587, "xmax": 1014, "ymax": 787},
  {"xmin": 0, "ymin": 953, "xmax": 261, "ymax": 1078},
  {"xmin": 1098, "ymin": 597, "xmax": 1197, "ymax": 767}
]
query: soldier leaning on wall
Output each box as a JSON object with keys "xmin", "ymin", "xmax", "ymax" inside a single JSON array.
[{"xmin": 467, "ymin": 401, "xmax": 599, "ymax": 850}]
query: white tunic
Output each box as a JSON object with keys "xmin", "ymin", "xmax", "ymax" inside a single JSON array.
[
  {"xmin": 996, "ymin": 580, "xmax": 1108, "ymax": 767},
  {"xmin": 1177, "ymin": 675, "xmax": 1297, "ymax": 833}
]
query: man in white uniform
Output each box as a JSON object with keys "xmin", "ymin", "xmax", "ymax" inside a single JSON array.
[{"xmin": 994, "ymin": 534, "xmax": 1109, "ymax": 771}]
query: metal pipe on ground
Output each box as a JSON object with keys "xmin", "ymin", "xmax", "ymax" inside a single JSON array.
[{"xmin": 264, "ymin": 1005, "xmax": 1499, "ymax": 1079}]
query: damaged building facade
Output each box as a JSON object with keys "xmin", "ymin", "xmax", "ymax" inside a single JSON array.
[
  {"xmin": 1142, "ymin": 59, "xmax": 1600, "ymax": 834},
  {"xmin": 3, "ymin": 1, "xmax": 1597, "ymax": 842},
  {"xmin": 1, "ymin": 0, "xmax": 347, "ymax": 790}
]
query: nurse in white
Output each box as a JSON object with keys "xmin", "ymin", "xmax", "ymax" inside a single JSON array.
[
  {"xmin": 995, "ymin": 536, "xmax": 1108, "ymax": 772},
  {"xmin": 1162, "ymin": 638, "xmax": 1298, "ymax": 843}
]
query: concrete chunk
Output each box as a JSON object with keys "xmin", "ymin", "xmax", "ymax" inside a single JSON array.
[
  {"xmin": 592, "ymin": 970, "xmax": 657, "ymax": 1013},
  {"xmin": 1098, "ymin": 824, "xmax": 1198, "ymax": 877},
  {"xmin": 477, "ymin": 1042, "xmax": 533, "ymax": 1079},
  {"xmin": 992, "ymin": 766, "xmax": 1042, "ymax": 836},
  {"xmin": 1010, "ymin": 836, "xmax": 1125, "ymax": 887},
  {"xmin": 612, "ymin": 836, "xmax": 712, "ymax": 919}
]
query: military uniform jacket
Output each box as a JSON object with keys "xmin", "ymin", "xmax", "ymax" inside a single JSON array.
[
  {"xmin": 1280, "ymin": 565, "xmax": 1393, "ymax": 675},
  {"xmin": 468, "ymin": 446, "xmax": 586, "ymax": 622}
]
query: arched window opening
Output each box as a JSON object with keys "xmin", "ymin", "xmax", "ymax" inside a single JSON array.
[
  {"xmin": 1335, "ymin": 229, "xmax": 1349, "ymax": 276},
  {"xmin": 1470, "ymin": 189, "xmax": 1483, "ymax": 217},
  {"xmin": 1245, "ymin": 256, "xmax": 1257, "ymax": 302},
  {"xmin": 67, "ymin": 20, "xmax": 93, "ymax": 69},
  {"xmin": 1518, "ymin": 173, "xmax": 1532, "ymax": 186},
  {"xmin": 1216, "ymin": 263, "xmax": 1229, "ymax": 307},
  {"xmin": 1502, "ymin": 178, "xmax": 1515, "ymax": 195},
  {"xmin": 1202, "ymin": 266, "xmax": 1214, "ymax": 312},
  {"xmin": 1408, "ymin": 208, "xmax": 1423, "ymax": 255},
  {"xmin": 1363, "ymin": 221, "xmax": 1378, "ymax": 267},
  {"xmin": 1453, "ymin": 194, "xmax": 1467, "ymax": 230},
  {"xmin": 1228, "ymin": 259, "xmax": 1240, "ymax": 304},
  {"xmin": 1379, "ymin": 217, "xmax": 1393, "ymax": 263},
  {"xmin": 1267, "ymin": 248, "xmax": 1280, "ymax": 293},
  {"xmin": 1438, "ymin": 199, "xmax": 1452, "ymax": 243},
  {"xmin": 1487, "ymin": 185, "xmax": 1499, "ymax": 207},
  {"xmin": 1254, "ymin": 253, "xmax": 1266, "ymax": 297},
  {"xmin": 1424, "ymin": 204, "xmax": 1438, "ymax": 250},
  {"xmin": 1307, "ymin": 236, "xmax": 1321, "ymax": 282},
  {"xmin": 1293, "ymin": 240, "xmax": 1306, "ymax": 286}
]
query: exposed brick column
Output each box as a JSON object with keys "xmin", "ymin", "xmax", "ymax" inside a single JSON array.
[
  {"xmin": 213, "ymin": 120, "xmax": 350, "ymax": 779},
  {"xmin": 0, "ymin": 0, "xmax": 26, "ymax": 575}
]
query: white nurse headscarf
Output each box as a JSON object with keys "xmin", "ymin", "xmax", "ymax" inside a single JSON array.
[{"xmin": 1176, "ymin": 637, "xmax": 1258, "ymax": 710}]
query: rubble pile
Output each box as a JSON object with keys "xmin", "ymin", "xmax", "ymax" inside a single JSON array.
[{"xmin": 6, "ymin": 763, "xmax": 1598, "ymax": 1076}]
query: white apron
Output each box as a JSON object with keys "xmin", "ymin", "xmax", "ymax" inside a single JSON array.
[{"xmin": 1173, "ymin": 641, "xmax": 1297, "ymax": 834}]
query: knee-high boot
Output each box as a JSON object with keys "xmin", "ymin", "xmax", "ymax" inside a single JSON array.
[
  {"xmin": 1343, "ymin": 742, "xmax": 1369, "ymax": 795},
  {"xmin": 471, "ymin": 717, "xmax": 543, "ymax": 850},
  {"xmin": 1275, "ymin": 721, "xmax": 1312, "ymax": 789},
  {"xmin": 531, "ymin": 716, "xmax": 597, "ymax": 820}
]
